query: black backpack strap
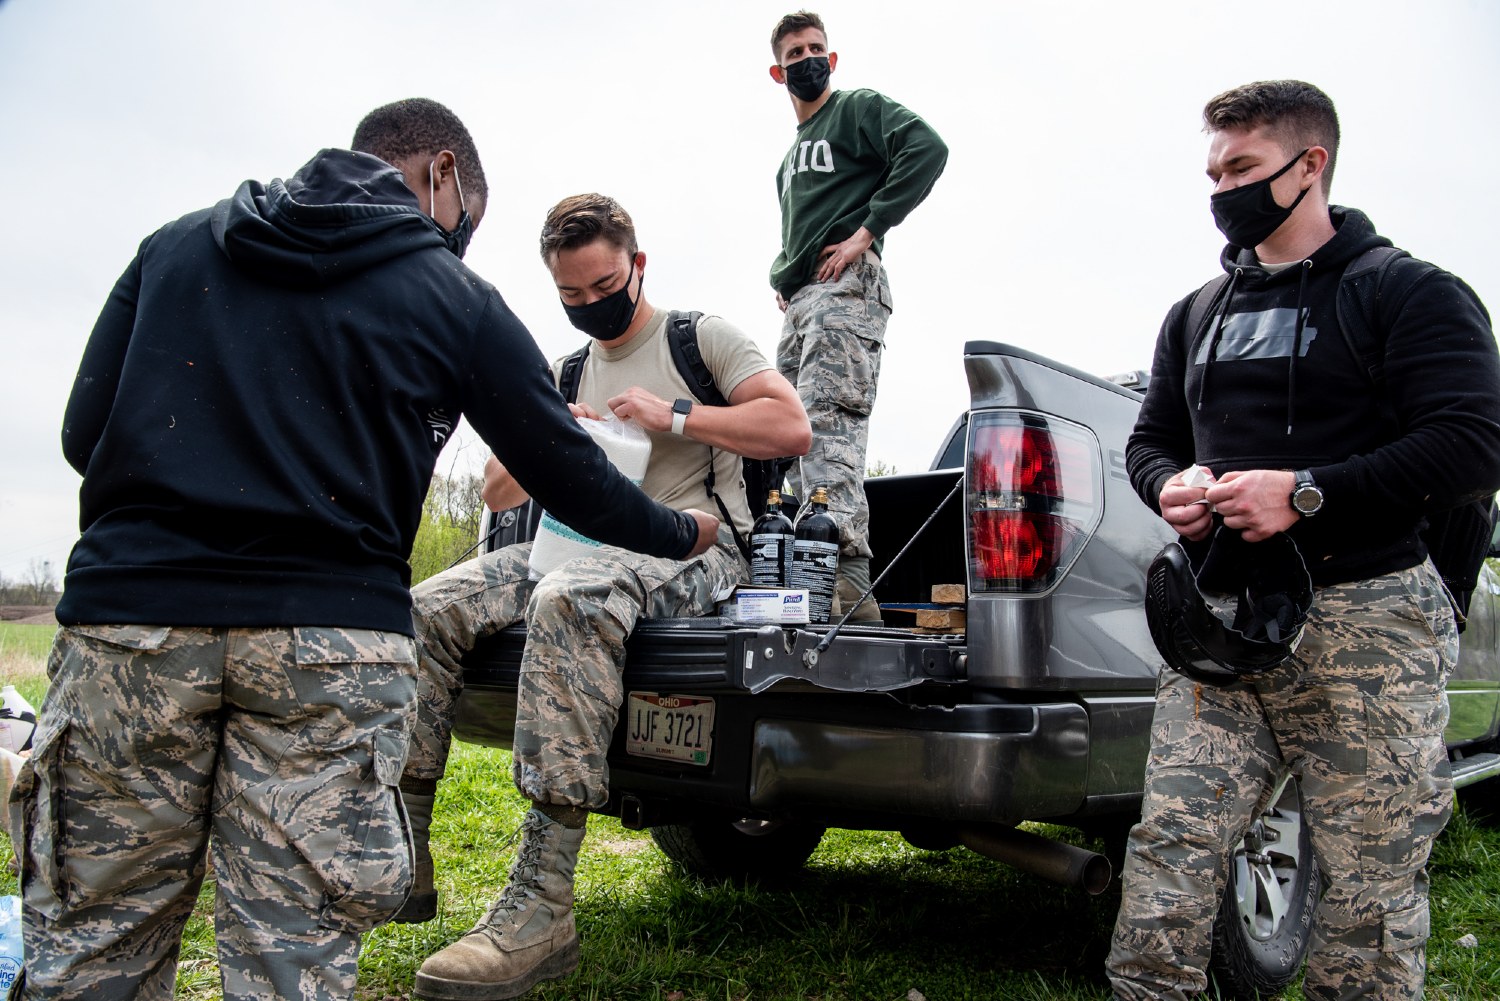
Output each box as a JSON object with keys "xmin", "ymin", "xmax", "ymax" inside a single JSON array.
[
  {"xmin": 557, "ymin": 343, "xmax": 591, "ymax": 404},
  {"xmin": 1333, "ymin": 245, "xmax": 1413, "ymax": 391},
  {"xmin": 1184, "ymin": 274, "xmax": 1234, "ymax": 352},
  {"xmin": 665, "ymin": 310, "xmax": 726, "ymax": 406},
  {"xmin": 664, "ymin": 310, "xmax": 751, "ymax": 561}
]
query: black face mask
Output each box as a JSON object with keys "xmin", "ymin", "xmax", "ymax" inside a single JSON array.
[
  {"xmin": 562, "ymin": 263, "xmax": 642, "ymax": 341},
  {"xmin": 430, "ymin": 161, "xmax": 474, "ymax": 260},
  {"xmin": 783, "ymin": 55, "xmax": 831, "ymax": 102},
  {"xmin": 1210, "ymin": 149, "xmax": 1311, "ymax": 249}
]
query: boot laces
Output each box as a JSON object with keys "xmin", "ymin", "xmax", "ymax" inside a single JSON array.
[{"xmin": 472, "ymin": 811, "xmax": 556, "ymax": 939}]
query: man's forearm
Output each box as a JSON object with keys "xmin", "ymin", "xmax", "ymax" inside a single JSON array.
[{"xmin": 681, "ymin": 397, "xmax": 811, "ymax": 460}]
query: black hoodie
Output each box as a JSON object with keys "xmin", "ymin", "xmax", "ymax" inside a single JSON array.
[
  {"xmin": 1128, "ymin": 207, "xmax": 1500, "ymax": 587},
  {"xmin": 58, "ymin": 149, "xmax": 698, "ymax": 633}
]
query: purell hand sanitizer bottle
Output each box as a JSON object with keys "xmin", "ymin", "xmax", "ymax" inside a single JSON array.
[
  {"xmin": 0, "ymin": 894, "xmax": 21, "ymax": 993},
  {"xmin": 0, "ymin": 685, "xmax": 37, "ymax": 755}
]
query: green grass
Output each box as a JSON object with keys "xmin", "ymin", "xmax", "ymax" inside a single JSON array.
[
  {"xmin": 1, "ymin": 661, "xmax": 1498, "ymax": 999},
  {"xmin": 0, "ymin": 624, "xmax": 55, "ymax": 688},
  {"xmin": 343, "ymin": 744, "xmax": 1500, "ymax": 1001}
]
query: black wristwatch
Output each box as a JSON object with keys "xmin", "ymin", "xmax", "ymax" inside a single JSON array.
[
  {"xmin": 670, "ymin": 398, "xmax": 693, "ymax": 435},
  {"xmin": 1290, "ymin": 470, "xmax": 1324, "ymax": 516}
]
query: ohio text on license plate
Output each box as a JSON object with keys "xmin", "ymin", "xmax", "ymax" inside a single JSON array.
[{"xmin": 626, "ymin": 693, "xmax": 714, "ymax": 765}]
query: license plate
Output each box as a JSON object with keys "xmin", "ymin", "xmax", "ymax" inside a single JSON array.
[{"xmin": 625, "ymin": 693, "xmax": 715, "ymax": 765}]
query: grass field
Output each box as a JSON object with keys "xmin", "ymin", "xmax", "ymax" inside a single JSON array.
[{"xmin": 1, "ymin": 624, "xmax": 1497, "ymax": 1000}]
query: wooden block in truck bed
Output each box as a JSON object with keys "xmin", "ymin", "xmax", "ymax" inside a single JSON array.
[
  {"xmin": 915, "ymin": 608, "xmax": 966, "ymax": 630},
  {"xmin": 930, "ymin": 584, "xmax": 966, "ymax": 605}
]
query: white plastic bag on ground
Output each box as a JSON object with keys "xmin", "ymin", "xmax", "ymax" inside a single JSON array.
[{"xmin": 528, "ymin": 415, "xmax": 652, "ymax": 580}]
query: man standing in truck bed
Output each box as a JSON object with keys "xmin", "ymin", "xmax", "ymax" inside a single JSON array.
[
  {"xmin": 768, "ymin": 10, "xmax": 947, "ymax": 620},
  {"xmin": 1112, "ymin": 80, "xmax": 1500, "ymax": 1000},
  {"xmin": 399, "ymin": 194, "xmax": 809, "ymax": 1001}
]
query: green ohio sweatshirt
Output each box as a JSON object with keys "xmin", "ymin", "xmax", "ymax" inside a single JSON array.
[{"xmin": 770, "ymin": 88, "xmax": 948, "ymax": 298}]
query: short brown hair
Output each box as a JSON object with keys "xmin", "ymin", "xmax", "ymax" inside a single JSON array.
[
  {"xmin": 539, "ymin": 194, "xmax": 638, "ymax": 264},
  {"xmin": 1202, "ymin": 80, "xmax": 1340, "ymax": 193},
  {"xmin": 771, "ymin": 10, "xmax": 826, "ymax": 60}
]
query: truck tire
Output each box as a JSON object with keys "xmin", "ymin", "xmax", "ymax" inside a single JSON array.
[
  {"xmin": 651, "ymin": 817, "xmax": 826, "ymax": 883},
  {"xmin": 1208, "ymin": 772, "xmax": 1320, "ymax": 999}
]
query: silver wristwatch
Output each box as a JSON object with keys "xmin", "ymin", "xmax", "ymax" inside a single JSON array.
[{"xmin": 1290, "ymin": 470, "xmax": 1324, "ymax": 516}]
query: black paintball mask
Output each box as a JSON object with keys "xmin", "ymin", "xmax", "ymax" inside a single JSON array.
[{"xmin": 1145, "ymin": 527, "xmax": 1314, "ymax": 686}]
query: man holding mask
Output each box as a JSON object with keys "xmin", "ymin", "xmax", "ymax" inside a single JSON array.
[{"xmin": 1111, "ymin": 80, "xmax": 1500, "ymax": 1000}]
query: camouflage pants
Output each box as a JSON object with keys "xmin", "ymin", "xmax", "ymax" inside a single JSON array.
[
  {"xmin": 405, "ymin": 533, "xmax": 744, "ymax": 808},
  {"xmin": 1107, "ymin": 561, "xmax": 1458, "ymax": 1001},
  {"xmin": 11, "ymin": 624, "xmax": 417, "ymax": 1001},
  {"xmin": 777, "ymin": 256, "xmax": 892, "ymax": 559}
]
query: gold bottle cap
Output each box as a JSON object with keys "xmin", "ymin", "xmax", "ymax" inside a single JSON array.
[
  {"xmin": 767, "ymin": 489, "xmax": 781, "ymax": 505},
  {"xmin": 810, "ymin": 486, "xmax": 830, "ymax": 504}
]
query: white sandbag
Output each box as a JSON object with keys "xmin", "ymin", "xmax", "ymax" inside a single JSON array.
[{"xmin": 529, "ymin": 415, "xmax": 652, "ymax": 580}]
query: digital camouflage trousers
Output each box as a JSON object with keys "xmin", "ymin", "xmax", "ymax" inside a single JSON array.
[
  {"xmin": 11, "ymin": 624, "xmax": 417, "ymax": 1001},
  {"xmin": 777, "ymin": 255, "xmax": 892, "ymax": 559},
  {"xmin": 404, "ymin": 533, "xmax": 744, "ymax": 809},
  {"xmin": 1107, "ymin": 560, "xmax": 1458, "ymax": 1001}
]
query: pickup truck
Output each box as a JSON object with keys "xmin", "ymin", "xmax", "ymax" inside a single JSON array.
[{"xmin": 455, "ymin": 340, "xmax": 1500, "ymax": 999}]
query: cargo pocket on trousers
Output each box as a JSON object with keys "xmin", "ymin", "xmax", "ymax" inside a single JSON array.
[
  {"xmin": 12, "ymin": 719, "xmax": 71, "ymax": 921},
  {"xmin": 809, "ymin": 313, "xmax": 882, "ymax": 418},
  {"xmin": 1142, "ymin": 718, "xmax": 1243, "ymax": 832},
  {"xmin": 318, "ymin": 727, "xmax": 412, "ymax": 933},
  {"xmin": 1362, "ymin": 694, "xmax": 1450, "ymax": 880},
  {"xmin": 1381, "ymin": 902, "xmax": 1430, "ymax": 954}
]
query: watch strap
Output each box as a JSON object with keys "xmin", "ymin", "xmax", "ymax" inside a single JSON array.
[{"xmin": 671, "ymin": 398, "xmax": 692, "ymax": 435}]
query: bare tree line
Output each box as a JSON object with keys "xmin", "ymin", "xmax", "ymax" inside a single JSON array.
[{"xmin": 0, "ymin": 559, "xmax": 60, "ymax": 606}]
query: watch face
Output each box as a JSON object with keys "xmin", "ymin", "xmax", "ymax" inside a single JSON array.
[{"xmin": 1294, "ymin": 487, "xmax": 1322, "ymax": 514}]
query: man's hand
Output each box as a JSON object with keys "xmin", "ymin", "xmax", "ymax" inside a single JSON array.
[
  {"xmin": 1159, "ymin": 467, "xmax": 1216, "ymax": 542},
  {"xmin": 606, "ymin": 387, "xmax": 673, "ymax": 433},
  {"xmin": 481, "ymin": 454, "xmax": 531, "ymax": 513},
  {"xmin": 568, "ymin": 401, "xmax": 603, "ymax": 421},
  {"xmin": 683, "ymin": 508, "xmax": 720, "ymax": 558},
  {"xmin": 815, "ymin": 226, "xmax": 875, "ymax": 283},
  {"xmin": 1204, "ymin": 469, "xmax": 1299, "ymax": 542}
]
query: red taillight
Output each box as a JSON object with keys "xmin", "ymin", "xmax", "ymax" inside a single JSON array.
[
  {"xmin": 966, "ymin": 413, "xmax": 1100, "ymax": 593},
  {"xmin": 971, "ymin": 511, "xmax": 1065, "ymax": 582}
]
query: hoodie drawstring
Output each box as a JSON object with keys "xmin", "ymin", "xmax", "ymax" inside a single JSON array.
[
  {"xmin": 1196, "ymin": 267, "xmax": 1243, "ymax": 412},
  {"xmin": 1285, "ymin": 259, "xmax": 1312, "ymax": 435}
]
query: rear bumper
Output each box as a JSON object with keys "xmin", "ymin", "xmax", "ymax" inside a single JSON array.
[
  {"xmin": 742, "ymin": 702, "xmax": 1090, "ymax": 824},
  {"xmin": 455, "ymin": 624, "xmax": 1091, "ymax": 828}
]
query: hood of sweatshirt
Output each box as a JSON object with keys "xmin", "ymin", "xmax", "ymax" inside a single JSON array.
[
  {"xmin": 211, "ymin": 148, "xmax": 447, "ymax": 289},
  {"xmin": 1196, "ymin": 206, "xmax": 1392, "ymax": 436},
  {"xmin": 1217, "ymin": 205, "xmax": 1389, "ymax": 282}
]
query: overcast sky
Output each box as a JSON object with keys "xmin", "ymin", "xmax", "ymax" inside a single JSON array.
[{"xmin": 1, "ymin": 0, "xmax": 1496, "ymax": 585}]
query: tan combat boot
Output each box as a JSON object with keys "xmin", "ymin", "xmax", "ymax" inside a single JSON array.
[
  {"xmin": 394, "ymin": 777, "xmax": 438, "ymax": 923},
  {"xmin": 414, "ymin": 805, "xmax": 586, "ymax": 1001},
  {"xmin": 835, "ymin": 556, "xmax": 882, "ymax": 623}
]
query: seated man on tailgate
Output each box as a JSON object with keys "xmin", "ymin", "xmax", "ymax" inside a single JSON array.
[{"xmin": 398, "ymin": 194, "xmax": 810, "ymax": 1001}]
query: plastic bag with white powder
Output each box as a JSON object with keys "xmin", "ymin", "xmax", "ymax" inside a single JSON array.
[{"xmin": 528, "ymin": 415, "xmax": 652, "ymax": 580}]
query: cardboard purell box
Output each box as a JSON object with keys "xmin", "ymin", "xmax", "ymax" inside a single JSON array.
[{"xmin": 724, "ymin": 587, "xmax": 810, "ymax": 625}]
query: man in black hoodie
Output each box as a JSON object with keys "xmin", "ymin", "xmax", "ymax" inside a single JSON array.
[
  {"xmin": 1108, "ymin": 81, "xmax": 1500, "ymax": 1000},
  {"xmin": 19, "ymin": 99, "xmax": 718, "ymax": 1001}
]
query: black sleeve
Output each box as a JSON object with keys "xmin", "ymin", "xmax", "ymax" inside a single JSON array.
[
  {"xmin": 1126, "ymin": 295, "xmax": 1199, "ymax": 513},
  {"xmin": 460, "ymin": 293, "xmax": 697, "ymax": 560},
  {"xmin": 62, "ymin": 244, "xmax": 146, "ymax": 475},
  {"xmin": 1310, "ymin": 270, "xmax": 1500, "ymax": 512}
]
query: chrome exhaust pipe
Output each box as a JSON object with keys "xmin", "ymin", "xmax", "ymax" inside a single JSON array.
[{"xmin": 959, "ymin": 823, "xmax": 1113, "ymax": 895}]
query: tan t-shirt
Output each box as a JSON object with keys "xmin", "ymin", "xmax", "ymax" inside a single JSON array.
[{"xmin": 550, "ymin": 308, "xmax": 773, "ymax": 537}]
